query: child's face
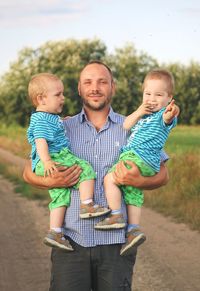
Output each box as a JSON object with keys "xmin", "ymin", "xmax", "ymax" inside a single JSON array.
[
  {"xmin": 41, "ymin": 80, "xmax": 65, "ymax": 114},
  {"xmin": 143, "ymin": 79, "xmax": 172, "ymax": 112}
]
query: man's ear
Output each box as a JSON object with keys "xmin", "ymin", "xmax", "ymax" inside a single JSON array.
[
  {"xmin": 111, "ymin": 81, "xmax": 116, "ymax": 96},
  {"xmin": 78, "ymin": 82, "xmax": 81, "ymax": 96}
]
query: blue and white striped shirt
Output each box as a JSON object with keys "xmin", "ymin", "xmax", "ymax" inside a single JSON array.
[
  {"xmin": 27, "ymin": 111, "xmax": 70, "ymax": 171},
  {"xmin": 122, "ymin": 108, "xmax": 177, "ymax": 172},
  {"xmin": 63, "ymin": 107, "xmax": 169, "ymax": 247}
]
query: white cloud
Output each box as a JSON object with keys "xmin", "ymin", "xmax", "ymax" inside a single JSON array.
[{"xmin": 0, "ymin": 0, "xmax": 88, "ymax": 27}]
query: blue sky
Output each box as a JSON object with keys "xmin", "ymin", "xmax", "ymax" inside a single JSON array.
[{"xmin": 0, "ymin": 0, "xmax": 200, "ymax": 75}]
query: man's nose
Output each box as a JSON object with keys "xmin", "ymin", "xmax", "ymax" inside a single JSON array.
[{"xmin": 91, "ymin": 82, "xmax": 100, "ymax": 91}]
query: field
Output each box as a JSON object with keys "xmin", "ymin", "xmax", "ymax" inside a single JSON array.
[{"xmin": 0, "ymin": 124, "xmax": 199, "ymax": 231}]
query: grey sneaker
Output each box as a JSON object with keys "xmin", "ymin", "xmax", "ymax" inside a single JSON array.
[
  {"xmin": 43, "ymin": 230, "xmax": 74, "ymax": 251},
  {"xmin": 80, "ymin": 202, "xmax": 110, "ymax": 219},
  {"xmin": 94, "ymin": 214, "xmax": 126, "ymax": 230},
  {"xmin": 120, "ymin": 228, "xmax": 146, "ymax": 256}
]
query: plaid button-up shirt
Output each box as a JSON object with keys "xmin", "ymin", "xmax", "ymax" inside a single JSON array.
[{"xmin": 63, "ymin": 107, "xmax": 168, "ymax": 247}]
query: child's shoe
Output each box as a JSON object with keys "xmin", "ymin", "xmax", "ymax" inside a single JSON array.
[
  {"xmin": 80, "ymin": 202, "xmax": 110, "ymax": 218},
  {"xmin": 94, "ymin": 214, "xmax": 126, "ymax": 229},
  {"xmin": 43, "ymin": 230, "xmax": 74, "ymax": 251},
  {"xmin": 120, "ymin": 228, "xmax": 146, "ymax": 256}
]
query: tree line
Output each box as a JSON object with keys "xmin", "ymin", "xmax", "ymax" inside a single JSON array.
[{"xmin": 0, "ymin": 38, "xmax": 199, "ymax": 126}]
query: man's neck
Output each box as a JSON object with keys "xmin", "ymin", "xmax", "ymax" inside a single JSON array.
[{"xmin": 84, "ymin": 107, "xmax": 110, "ymax": 131}]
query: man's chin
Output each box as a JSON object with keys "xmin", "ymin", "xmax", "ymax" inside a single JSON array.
[{"xmin": 84, "ymin": 102, "xmax": 108, "ymax": 111}]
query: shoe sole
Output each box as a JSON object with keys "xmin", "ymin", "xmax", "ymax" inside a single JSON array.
[
  {"xmin": 120, "ymin": 234, "xmax": 146, "ymax": 256},
  {"xmin": 94, "ymin": 223, "xmax": 126, "ymax": 230},
  {"xmin": 80, "ymin": 208, "xmax": 111, "ymax": 219},
  {"xmin": 43, "ymin": 238, "xmax": 74, "ymax": 251}
]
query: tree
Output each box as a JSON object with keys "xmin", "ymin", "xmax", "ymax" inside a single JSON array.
[{"xmin": 0, "ymin": 39, "xmax": 107, "ymax": 126}]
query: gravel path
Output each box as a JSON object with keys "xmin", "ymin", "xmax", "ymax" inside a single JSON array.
[{"xmin": 0, "ymin": 148, "xmax": 200, "ymax": 291}]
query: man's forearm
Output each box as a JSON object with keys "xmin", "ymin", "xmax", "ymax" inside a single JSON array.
[
  {"xmin": 23, "ymin": 160, "xmax": 49, "ymax": 189},
  {"xmin": 140, "ymin": 163, "xmax": 169, "ymax": 190}
]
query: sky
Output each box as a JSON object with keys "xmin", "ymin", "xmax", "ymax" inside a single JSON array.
[{"xmin": 0, "ymin": 0, "xmax": 200, "ymax": 75}]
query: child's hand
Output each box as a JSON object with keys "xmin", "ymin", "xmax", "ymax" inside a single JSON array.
[
  {"xmin": 43, "ymin": 160, "xmax": 60, "ymax": 177},
  {"xmin": 136, "ymin": 102, "xmax": 155, "ymax": 117},
  {"xmin": 164, "ymin": 99, "xmax": 180, "ymax": 119}
]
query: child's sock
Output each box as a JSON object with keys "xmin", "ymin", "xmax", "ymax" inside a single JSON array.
[
  {"xmin": 81, "ymin": 199, "xmax": 93, "ymax": 205},
  {"xmin": 127, "ymin": 224, "xmax": 140, "ymax": 232},
  {"xmin": 51, "ymin": 228, "xmax": 66, "ymax": 240},
  {"xmin": 51, "ymin": 227, "xmax": 62, "ymax": 233},
  {"xmin": 111, "ymin": 209, "xmax": 122, "ymax": 215}
]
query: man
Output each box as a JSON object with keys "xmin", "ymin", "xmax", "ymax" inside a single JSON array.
[{"xmin": 23, "ymin": 60, "xmax": 169, "ymax": 291}]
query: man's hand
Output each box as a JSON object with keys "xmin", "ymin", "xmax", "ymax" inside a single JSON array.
[
  {"xmin": 23, "ymin": 160, "xmax": 82, "ymax": 189},
  {"xmin": 112, "ymin": 161, "xmax": 169, "ymax": 190},
  {"xmin": 112, "ymin": 161, "xmax": 144, "ymax": 188},
  {"xmin": 48, "ymin": 165, "xmax": 82, "ymax": 188}
]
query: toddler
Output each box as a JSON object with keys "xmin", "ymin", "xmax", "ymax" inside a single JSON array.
[
  {"xmin": 95, "ymin": 69, "xmax": 180, "ymax": 256},
  {"xmin": 27, "ymin": 73, "xmax": 110, "ymax": 251}
]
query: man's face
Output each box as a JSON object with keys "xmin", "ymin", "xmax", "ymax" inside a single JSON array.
[{"xmin": 78, "ymin": 63, "xmax": 115, "ymax": 111}]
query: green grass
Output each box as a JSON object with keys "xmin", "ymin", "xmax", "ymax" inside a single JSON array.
[
  {"xmin": 144, "ymin": 126, "xmax": 200, "ymax": 231},
  {"xmin": 0, "ymin": 158, "xmax": 49, "ymax": 204},
  {"xmin": 165, "ymin": 125, "xmax": 200, "ymax": 154},
  {"xmin": 0, "ymin": 124, "xmax": 199, "ymax": 231}
]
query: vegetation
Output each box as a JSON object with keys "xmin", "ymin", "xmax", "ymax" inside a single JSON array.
[
  {"xmin": 0, "ymin": 124, "xmax": 199, "ymax": 231},
  {"xmin": 0, "ymin": 38, "xmax": 199, "ymax": 126},
  {"xmin": 144, "ymin": 126, "xmax": 200, "ymax": 231}
]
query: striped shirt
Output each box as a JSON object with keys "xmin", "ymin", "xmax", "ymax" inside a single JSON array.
[
  {"xmin": 122, "ymin": 108, "xmax": 177, "ymax": 172},
  {"xmin": 27, "ymin": 111, "xmax": 70, "ymax": 171},
  {"xmin": 63, "ymin": 107, "xmax": 169, "ymax": 247}
]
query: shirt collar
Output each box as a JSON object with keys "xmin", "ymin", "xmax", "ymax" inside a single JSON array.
[{"xmin": 78, "ymin": 107, "xmax": 119, "ymax": 124}]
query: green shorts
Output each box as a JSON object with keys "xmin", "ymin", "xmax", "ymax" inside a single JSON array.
[
  {"xmin": 35, "ymin": 148, "xmax": 96, "ymax": 210},
  {"xmin": 109, "ymin": 150, "xmax": 156, "ymax": 207}
]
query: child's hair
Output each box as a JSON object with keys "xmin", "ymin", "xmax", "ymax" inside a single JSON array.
[
  {"xmin": 28, "ymin": 73, "xmax": 61, "ymax": 107},
  {"xmin": 142, "ymin": 69, "xmax": 175, "ymax": 96}
]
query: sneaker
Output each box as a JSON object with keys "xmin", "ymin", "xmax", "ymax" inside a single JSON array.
[
  {"xmin": 43, "ymin": 230, "xmax": 74, "ymax": 251},
  {"xmin": 94, "ymin": 214, "xmax": 126, "ymax": 230},
  {"xmin": 120, "ymin": 228, "xmax": 146, "ymax": 256},
  {"xmin": 80, "ymin": 202, "xmax": 110, "ymax": 219}
]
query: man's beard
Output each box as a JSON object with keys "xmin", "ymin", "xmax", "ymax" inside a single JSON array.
[{"xmin": 82, "ymin": 97, "xmax": 111, "ymax": 111}]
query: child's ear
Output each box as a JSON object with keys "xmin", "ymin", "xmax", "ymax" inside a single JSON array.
[
  {"xmin": 168, "ymin": 95, "xmax": 173, "ymax": 103},
  {"xmin": 37, "ymin": 94, "xmax": 46, "ymax": 105}
]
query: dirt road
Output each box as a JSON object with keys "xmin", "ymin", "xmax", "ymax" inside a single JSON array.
[{"xmin": 0, "ymin": 148, "xmax": 200, "ymax": 291}]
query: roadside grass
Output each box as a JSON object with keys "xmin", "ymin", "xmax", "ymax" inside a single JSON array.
[
  {"xmin": 0, "ymin": 158, "xmax": 49, "ymax": 204},
  {"xmin": 144, "ymin": 125, "xmax": 200, "ymax": 231},
  {"xmin": 0, "ymin": 124, "xmax": 199, "ymax": 231}
]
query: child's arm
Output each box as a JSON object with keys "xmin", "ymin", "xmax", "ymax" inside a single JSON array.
[
  {"xmin": 123, "ymin": 102, "xmax": 153, "ymax": 130},
  {"xmin": 163, "ymin": 99, "xmax": 180, "ymax": 124},
  {"xmin": 35, "ymin": 138, "xmax": 59, "ymax": 177}
]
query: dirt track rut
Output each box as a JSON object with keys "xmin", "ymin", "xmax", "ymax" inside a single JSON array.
[{"xmin": 0, "ymin": 147, "xmax": 200, "ymax": 291}]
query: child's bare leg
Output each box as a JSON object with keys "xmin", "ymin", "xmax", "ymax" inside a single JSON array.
[
  {"xmin": 79, "ymin": 179, "xmax": 95, "ymax": 202},
  {"xmin": 104, "ymin": 172, "xmax": 122, "ymax": 211},
  {"xmin": 79, "ymin": 179, "xmax": 110, "ymax": 218},
  {"xmin": 127, "ymin": 205, "xmax": 141, "ymax": 225},
  {"xmin": 50, "ymin": 206, "xmax": 66, "ymax": 230}
]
